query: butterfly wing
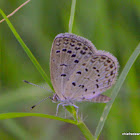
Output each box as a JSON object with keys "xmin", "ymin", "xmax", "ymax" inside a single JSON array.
[
  {"xmin": 50, "ymin": 33, "xmax": 97, "ymax": 101},
  {"xmin": 50, "ymin": 33, "xmax": 118, "ymax": 102}
]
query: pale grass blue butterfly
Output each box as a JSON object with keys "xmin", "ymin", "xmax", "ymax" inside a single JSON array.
[{"xmin": 50, "ymin": 33, "xmax": 119, "ymax": 115}]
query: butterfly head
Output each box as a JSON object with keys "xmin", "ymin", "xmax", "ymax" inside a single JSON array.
[{"xmin": 51, "ymin": 94, "xmax": 60, "ymax": 103}]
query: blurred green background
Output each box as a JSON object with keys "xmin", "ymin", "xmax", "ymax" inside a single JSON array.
[{"xmin": 0, "ymin": 0, "xmax": 140, "ymax": 140}]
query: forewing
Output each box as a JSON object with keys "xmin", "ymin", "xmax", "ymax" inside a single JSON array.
[{"xmin": 50, "ymin": 33, "xmax": 97, "ymax": 100}]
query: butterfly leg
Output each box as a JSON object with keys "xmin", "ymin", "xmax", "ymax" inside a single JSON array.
[
  {"xmin": 63, "ymin": 105, "xmax": 67, "ymax": 118},
  {"xmin": 56, "ymin": 102, "xmax": 64, "ymax": 116}
]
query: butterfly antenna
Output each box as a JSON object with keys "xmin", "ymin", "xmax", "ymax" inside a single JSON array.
[
  {"xmin": 23, "ymin": 80, "xmax": 53, "ymax": 93},
  {"xmin": 30, "ymin": 96, "xmax": 52, "ymax": 110}
]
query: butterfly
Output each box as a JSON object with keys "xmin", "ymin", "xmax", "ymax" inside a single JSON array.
[{"xmin": 50, "ymin": 33, "xmax": 119, "ymax": 115}]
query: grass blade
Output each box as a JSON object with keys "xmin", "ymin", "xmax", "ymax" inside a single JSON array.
[
  {"xmin": 0, "ymin": 112, "xmax": 77, "ymax": 124},
  {"xmin": 68, "ymin": 0, "xmax": 76, "ymax": 33},
  {"xmin": 95, "ymin": 43, "xmax": 140, "ymax": 139},
  {"xmin": 0, "ymin": 9, "xmax": 54, "ymax": 91},
  {"xmin": 77, "ymin": 121, "xmax": 95, "ymax": 140}
]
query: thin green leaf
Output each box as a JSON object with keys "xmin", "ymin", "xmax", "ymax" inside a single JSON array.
[
  {"xmin": 68, "ymin": 0, "xmax": 76, "ymax": 33},
  {"xmin": 0, "ymin": 9, "xmax": 54, "ymax": 91},
  {"xmin": 0, "ymin": 112, "xmax": 76, "ymax": 124},
  {"xmin": 0, "ymin": 112, "xmax": 95, "ymax": 139},
  {"xmin": 95, "ymin": 43, "xmax": 140, "ymax": 139}
]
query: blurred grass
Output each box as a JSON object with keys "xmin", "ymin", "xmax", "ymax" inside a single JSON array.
[
  {"xmin": 0, "ymin": 8, "xmax": 54, "ymax": 91},
  {"xmin": 1, "ymin": 119, "xmax": 33, "ymax": 140},
  {"xmin": 0, "ymin": 0, "xmax": 140, "ymax": 140}
]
